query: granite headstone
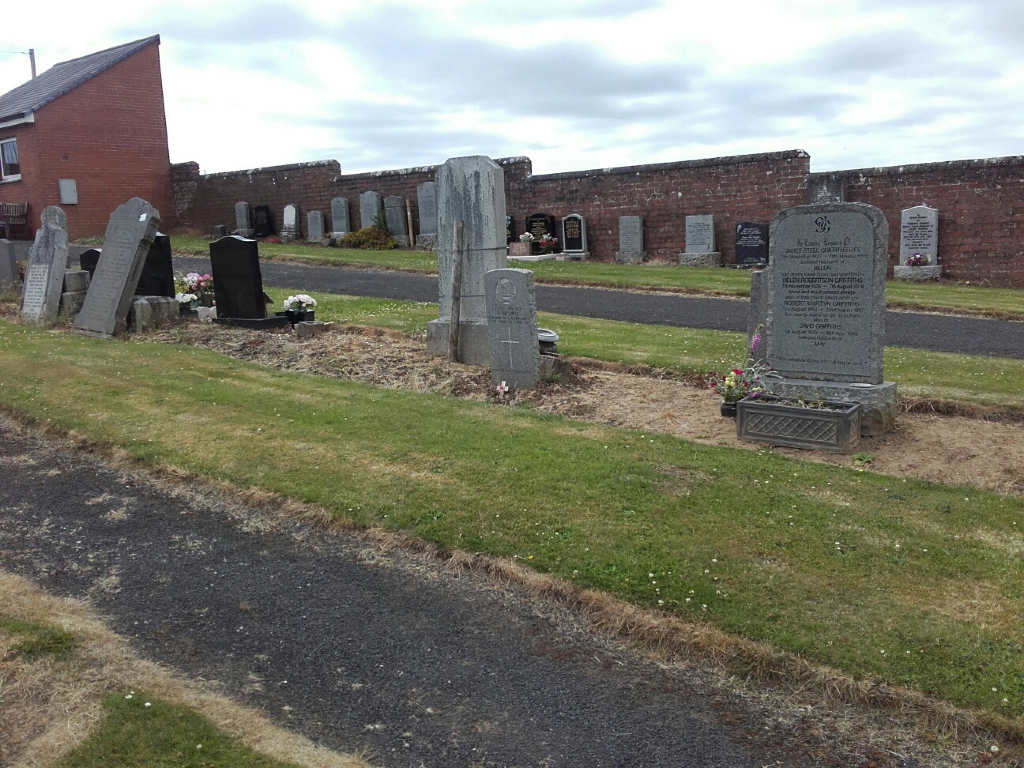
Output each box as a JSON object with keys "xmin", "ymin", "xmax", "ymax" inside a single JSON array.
[
  {"xmin": 209, "ymin": 236, "xmax": 267, "ymax": 319},
  {"xmin": 894, "ymin": 205, "xmax": 941, "ymax": 280},
  {"xmin": 734, "ymin": 222, "xmax": 769, "ymax": 267},
  {"xmin": 307, "ymin": 210, "xmax": 325, "ymax": 242},
  {"xmin": 0, "ymin": 238, "xmax": 18, "ymax": 285},
  {"xmin": 252, "ymin": 205, "xmax": 274, "ymax": 238},
  {"xmin": 680, "ymin": 214, "xmax": 721, "ymax": 266},
  {"xmin": 281, "ymin": 204, "xmax": 299, "ymax": 241},
  {"xmin": 234, "ymin": 202, "xmax": 254, "ymax": 237},
  {"xmin": 505, "ymin": 215, "xmax": 516, "ymax": 245},
  {"xmin": 384, "ymin": 196, "xmax": 409, "ymax": 246},
  {"xmin": 359, "ymin": 191, "xmax": 382, "ymax": 229},
  {"xmin": 526, "ymin": 213, "xmax": 555, "ymax": 240},
  {"xmin": 330, "ymin": 197, "xmax": 350, "ymax": 236},
  {"xmin": 73, "ymin": 198, "xmax": 161, "ymax": 338},
  {"xmin": 561, "ymin": 214, "xmax": 588, "ymax": 259},
  {"xmin": 417, "ymin": 182, "xmax": 438, "ymax": 235},
  {"xmin": 135, "ymin": 232, "xmax": 174, "ymax": 297},
  {"xmin": 485, "ymin": 268, "xmax": 540, "ymax": 389},
  {"xmin": 79, "ymin": 248, "xmax": 101, "ymax": 278},
  {"xmin": 615, "ymin": 216, "xmax": 646, "ymax": 264},
  {"xmin": 20, "ymin": 206, "xmax": 70, "ymax": 322},
  {"xmin": 807, "ymin": 175, "xmax": 847, "ymax": 204}
]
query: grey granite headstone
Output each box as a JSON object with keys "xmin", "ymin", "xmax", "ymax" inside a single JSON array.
[
  {"xmin": 0, "ymin": 238, "xmax": 18, "ymax": 286},
  {"xmin": 417, "ymin": 182, "xmax": 437, "ymax": 235},
  {"xmin": 561, "ymin": 214, "xmax": 589, "ymax": 260},
  {"xmin": 384, "ymin": 196, "xmax": 409, "ymax": 246},
  {"xmin": 73, "ymin": 198, "xmax": 160, "ymax": 338},
  {"xmin": 234, "ymin": 202, "xmax": 253, "ymax": 237},
  {"xmin": 330, "ymin": 197, "xmax": 350, "ymax": 236},
  {"xmin": 615, "ymin": 216, "xmax": 646, "ymax": 264},
  {"xmin": 680, "ymin": 214, "xmax": 721, "ymax": 266},
  {"xmin": 281, "ymin": 204, "xmax": 299, "ymax": 241},
  {"xmin": 359, "ymin": 191, "xmax": 382, "ymax": 229},
  {"xmin": 209, "ymin": 236, "xmax": 266, "ymax": 319},
  {"xmin": 307, "ymin": 210, "xmax": 325, "ymax": 242},
  {"xmin": 20, "ymin": 206, "xmax": 70, "ymax": 323},
  {"xmin": 485, "ymin": 268, "xmax": 540, "ymax": 389},
  {"xmin": 807, "ymin": 175, "xmax": 847, "ymax": 204},
  {"xmin": 426, "ymin": 155, "xmax": 508, "ymax": 364},
  {"xmin": 894, "ymin": 205, "xmax": 941, "ymax": 280}
]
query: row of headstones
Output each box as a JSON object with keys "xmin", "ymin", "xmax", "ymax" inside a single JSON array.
[{"xmin": 231, "ymin": 182, "xmax": 441, "ymax": 247}]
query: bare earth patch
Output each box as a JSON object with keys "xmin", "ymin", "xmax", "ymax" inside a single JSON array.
[{"xmin": 152, "ymin": 321, "xmax": 1024, "ymax": 496}]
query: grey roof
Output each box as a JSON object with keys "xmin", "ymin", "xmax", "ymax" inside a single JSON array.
[{"xmin": 0, "ymin": 35, "xmax": 160, "ymax": 123}]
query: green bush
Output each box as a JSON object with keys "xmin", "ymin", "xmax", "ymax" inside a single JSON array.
[{"xmin": 335, "ymin": 226, "xmax": 399, "ymax": 250}]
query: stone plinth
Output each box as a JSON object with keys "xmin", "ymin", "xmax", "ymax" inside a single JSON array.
[
  {"xmin": 679, "ymin": 252, "xmax": 722, "ymax": 267},
  {"xmin": 893, "ymin": 265, "xmax": 942, "ymax": 281},
  {"xmin": 128, "ymin": 296, "xmax": 179, "ymax": 333}
]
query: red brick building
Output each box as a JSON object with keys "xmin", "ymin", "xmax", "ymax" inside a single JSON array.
[{"xmin": 0, "ymin": 35, "xmax": 173, "ymax": 239}]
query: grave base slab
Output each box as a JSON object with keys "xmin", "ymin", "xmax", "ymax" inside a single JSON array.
[
  {"xmin": 508, "ymin": 254, "xmax": 557, "ymax": 262},
  {"xmin": 213, "ymin": 315, "xmax": 290, "ymax": 330},
  {"xmin": 556, "ymin": 251, "xmax": 588, "ymax": 262},
  {"xmin": 415, "ymin": 234, "xmax": 437, "ymax": 250},
  {"xmin": 615, "ymin": 251, "xmax": 648, "ymax": 264},
  {"xmin": 679, "ymin": 251, "xmax": 722, "ymax": 267},
  {"xmin": 762, "ymin": 378, "xmax": 897, "ymax": 437},
  {"xmin": 129, "ymin": 296, "xmax": 179, "ymax": 333},
  {"xmin": 893, "ymin": 265, "xmax": 942, "ymax": 281},
  {"xmin": 426, "ymin": 319, "xmax": 490, "ymax": 365}
]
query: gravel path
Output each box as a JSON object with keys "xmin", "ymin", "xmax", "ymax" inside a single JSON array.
[{"xmin": 170, "ymin": 255, "xmax": 1024, "ymax": 360}]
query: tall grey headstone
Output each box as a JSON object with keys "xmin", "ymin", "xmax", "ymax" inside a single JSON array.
[
  {"xmin": 307, "ymin": 210, "xmax": 325, "ymax": 242},
  {"xmin": 20, "ymin": 206, "xmax": 69, "ymax": 323},
  {"xmin": 330, "ymin": 197, "xmax": 350, "ymax": 236},
  {"xmin": 384, "ymin": 196, "xmax": 409, "ymax": 246},
  {"xmin": 281, "ymin": 204, "xmax": 299, "ymax": 242},
  {"xmin": 417, "ymin": 182, "xmax": 438, "ymax": 235},
  {"xmin": 485, "ymin": 268, "xmax": 540, "ymax": 389},
  {"xmin": 680, "ymin": 214, "xmax": 721, "ymax": 266},
  {"xmin": 0, "ymin": 238, "xmax": 18, "ymax": 286},
  {"xmin": 73, "ymin": 198, "xmax": 161, "ymax": 338},
  {"xmin": 359, "ymin": 191, "xmax": 382, "ymax": 229},
  {"xmin": 426, "ymin": 156, "xmax": 507, "ymax": 364},
  {"xmin": 763, "ymin": 202, "xmax": 896, "ymax": 435},
  {"xmin": 234, "ymin": 202, "xmax": 253, "ymax": 237},
  {"xmin": 615, "ymin": 216, "xmax": 646, "ymax": 264},
  {"xmin": 894, "ymin": 205, "xmax": 942, "ymax": 280}
]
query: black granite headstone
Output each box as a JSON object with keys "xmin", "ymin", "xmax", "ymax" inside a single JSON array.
[
  {"xmin": 79, "ymin": 248, "xmax": 101, "ymax": 278},
  {"xmin": 136, "ymin": 232, "xmax": 174, "ymax": 296},
  {"xmin": 526, "ymin": 213, "xmax": 555, "ymax": 240},
  {"xmin": 252, "ymin": 206, "xmax": 274, "ymax": 238},
  {"xmin": 209, "ymin": 236, "xmax": 267, "ymax": 319},
  {"xmin": 562, "ymin": 214, "xmax": 585, "ymax": 252},
  {"xmin": 734, "ymin": 222, "xmax": 769, "ymax": 267},
  {"xmin": 506, "ymin": 215, "xmax": 516, "ymax": 245}
]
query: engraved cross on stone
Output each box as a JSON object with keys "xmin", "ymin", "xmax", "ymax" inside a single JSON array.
[{"xmin": 500, "ymin": 327, "xmax": 519, "ymax": 369}]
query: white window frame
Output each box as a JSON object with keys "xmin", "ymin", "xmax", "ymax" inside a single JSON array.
[{"xmin": 0, "ymin": 138, "xmax": 21, "ymax": 182}]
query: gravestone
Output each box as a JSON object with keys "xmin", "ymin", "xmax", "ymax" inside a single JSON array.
[
  {"xmin": 894, "ymin": 205, "xmax": 941, "ymax": 280},
  {"xmin": 213, "ymin": 224, "xmax": 228, "ymax": 238},
  {"xmin": 79, "ymin": 248, "xmax": 101, "ymax": 277},
  {"xmin": 307, "ymin": 210, "xmax": 325, "ymax": 242},
  {"xmin": 485, "ymin": 268, "xmax": 540, "ymax": 389},
  {"xmin": 680, "ymin": 214, "xmax": 721, "ymax": 266},
  {"xmin": 505, "ymin": 215, "xmax": 516, "ymax": 245},
  {"xmin": 384, "ymin": 196, "xmax": 409, "ymax": 246},
  {"xmin": 60, "ymin": 268, "xmax": 89, "ymax": 318},
  {"xmin": 21, "ymin": 206, "xmax": 70, "ymax": 323},
  {"xmin": 560, "ymin": 214, "xmax": 589, "ymax": 261},
  {"xmin": 330, "ymin": 197, "xmax": 350, "ymax": 236},
  {"xmin": 734, "ymin": 222, "xmax": 769, "ymax": 268},
  {"xmin": 359, "ymin": 191, "xmax": 382, "ymax": 229},
  {"xmin": 252, "ymin": 205, "xmax": 274, "ymax": 238},
  {"xmin": 426, "ymin": 156, "xmax": 508, "ymax": 364},
  {"xmin": 526, "ymin": 212, "xmax": 555, "ymax": 240},
  {"xmin": 0, "ymin": 238, "xmax": 18, "ymax": 286},
  {"xmin": 136, "ymin": 232, "xmax": 174, "ymax": 296},
  {"xmin": 763, "ymin": 202, "xmax": 896, "ymax": 435},
  {"xmin": 234, "ymin": 202, "xmax": 254, "ymax": 237},
  {"xmin": 73, "ymin": 198, "xmax": 160, "ymax": 338},
  {"xmin": 281, "ymin": 204, "xmax": 299, "ymax": 242},
  {"xmin": 416, "ymin": 183, "xmax": 438, "ymax": 249},
  {"xmin": 209, "ymin": 236, "xmax": 267, "ymax": 319},
  {"xmin": 615, "ymin": 216, "xmax": 646, "ymax": 264},
  {"xmin": 807, "ymin": 174, "xmax": 846, "ymax": 203}
]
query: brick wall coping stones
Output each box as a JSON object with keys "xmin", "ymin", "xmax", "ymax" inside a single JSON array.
[
  {"xmin": 810, "ymin": 154, "xmax": 1024, "ymax": 181},
  {"xmin": 526, "ymin": 149, "xmax": 810, "ymax": 182}
]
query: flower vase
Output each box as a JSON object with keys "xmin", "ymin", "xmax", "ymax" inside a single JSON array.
[{"xmin": 720, "ymin": 402, "xmax": 737, "ymax": 418}]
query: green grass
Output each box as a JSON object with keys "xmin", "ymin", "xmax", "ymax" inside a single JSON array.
[
  {"xmin": 171, "ymin": 235, "xmax": 1024, "ymax": 316},
  {"xmin": 1, "ymin": 320, "xmax": 1022, "ymax": 723},
  {"xmin": 0, "ymin": 618, "xmax": 76, "ymax": 662},
  {"xmin": 55, "ymin": 694, "xmax": 301, "ymax": 768},
  {"xmin": 267, "ymin": 289, "xmax": 1024, "ymax": 410}
]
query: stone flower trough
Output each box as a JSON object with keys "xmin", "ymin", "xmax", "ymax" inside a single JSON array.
[{"xmin": 736, "ymin": 394, "xmax": 861, "ymax": 454}]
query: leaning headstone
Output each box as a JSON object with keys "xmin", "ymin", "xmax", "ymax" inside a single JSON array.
[
  {"xmin": 762, "ymin": 202, "xmax": 896, "ymax": 435},
  {"xmin": 615, "ymin": 216, "xmax": 646, "ymax": 264},
  {"xmin": 330, "ymin": 197, "xmax": 350, "ymax": 236},
  {"xmin": 384, "ymin": 196, "xmax": 409, "ymax": 246},
  {"xmin": 679, "ymin": 214, "xmax": 721, "ymax": 266},
  {"xmin": 208, "ymin": 236, "xmax": 267, "ymax": 319},
  {"xmin": 416, "ymin": 182, "xmax": 438, "ymax": 249},
  {"xmin": 894, "ymin": 205, "xmax": 941, "ymax": 280},
  {"xmin": 307, "ymin": 210, "xmax": 325, "ymax": 242},
  {"xmin": 73, "ymin": 198, "xmax": 160, "ymax": 338},
  {"xmin": 560, "ymin": 214, "xmax": 589, "ymax": 261},
  {"xmin": 234, "ymin": 202, "xmax": 254, "ymax": 237},
  {"xmin": 79, "ymin": 248, "xmax": 101, "ymax": 277},
  {"xmin": 252, "ymin": 205, "xmax": 274, "ymax": 238},
  {"xmin": 0, "ymin": 238, "xmax": 18, "ymax": 286},
  {"xmin": 734, "ymin": 222, "xmax": 769, "ymax": 268},
  {"xmin": 485, "ymin": 268, "xmax": 540, "ymax": 389},
  {"xmin": 426, "ymin": 156, "xmax": 507, "ymax": 364},
  {"xmin": 281, "ymin": 204, "xmax": 299, "ymax": 242},
  {"xmin": 359, "ymin": 191, "xmax": 382, "ymax": 229},
  {"xmin": 136, "ymin": 232, "xmax": 174, "ymax": 297},
  {"xmin": 807, "ymin": 174, "xmax": 846, "ymax": 204},
  {"xmin": 21, "ymin": 206, "xmax": 70, "ymax": 323}
]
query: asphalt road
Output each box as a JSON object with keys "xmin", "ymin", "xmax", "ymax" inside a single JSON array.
[
  {"xmin": 0, "ymin": 424, "xmax": 780, "ymax": 767},
  {"xmin": 170, "ymin": 255, "xmax": 1024, "ymax": 360}
]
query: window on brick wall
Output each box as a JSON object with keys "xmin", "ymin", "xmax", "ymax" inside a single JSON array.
[{"xmin": 0, "ymin": 138, "xmax": 20, "ymax": 181}]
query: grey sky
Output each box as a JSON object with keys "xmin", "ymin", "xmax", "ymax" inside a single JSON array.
[{"xmin": 2, "ymin": 0, "xmax": 1021, "ymax": 175}]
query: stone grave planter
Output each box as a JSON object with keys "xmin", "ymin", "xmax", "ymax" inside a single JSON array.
[{"xmin": 736, "ymin": 395, "xmax": 861, "ymax": 454}]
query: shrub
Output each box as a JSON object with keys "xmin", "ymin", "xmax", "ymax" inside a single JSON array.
[{"xmin": 336, "ymin": 226, "xmax": 399, "ymax": 250}]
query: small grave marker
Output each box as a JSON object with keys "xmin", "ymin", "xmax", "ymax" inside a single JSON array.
[{"xmin": 485, "ymin": 268, "xmax": 540, "ymax": 389}]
